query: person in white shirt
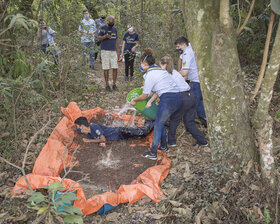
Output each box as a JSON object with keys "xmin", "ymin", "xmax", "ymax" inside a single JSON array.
[
  {"xmin": 175, "ymin": 36, "xmax": 207, "ymax": 127},
  {"xmin": 79, "ymin": 9, "xmax": 96, "ymax": 69}
]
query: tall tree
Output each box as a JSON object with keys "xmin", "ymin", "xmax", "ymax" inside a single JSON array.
[{"xmin": 180, "ymin": 0, "xmax": 256, "ymax": 171}]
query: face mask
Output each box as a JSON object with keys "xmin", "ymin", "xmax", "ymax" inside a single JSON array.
[
  {"xmin": 108, "ymin": 22, "xmax": 114, "ymax": 27},
  {"xmin": 128, "ymin": 27, "xmax": 134, "ymax": 33},
  {"xmin": 101, "ymin": 16, "xmax": 106, "ymax": 19},
  {"xmin": 77, "ymin": 128, "xmax": 82, "ymax": 134},
  {"xmin": 140, "ymin": 66, "xmax": 146, "ymax": 72},
  {"xmin": 177, "ymin": 49, "xmax": 183, "ymax": 54},
  {"xmin": 84, "ymin": 14, "xmax": 89, "ymax": 19}
]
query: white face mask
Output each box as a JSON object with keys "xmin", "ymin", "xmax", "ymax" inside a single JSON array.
[
  {"xmin": 84, "ymin": 14, "xmax": 89, "ymax": 19},
  {"xmin": 128, "ymin": 27, "xmax": 134, "ymax": 33}
]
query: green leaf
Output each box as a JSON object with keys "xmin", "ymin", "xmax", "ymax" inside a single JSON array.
[
  {"xmin": 272, "ymin": 0, "xmax": 280, "ymax": 15},
  {"xmin": 63, "ymin": 214, "xmax": 83, "ymax": 224},
  {"xmin": 63, "ymin": 206, "xmax": 83, "ymax": 215},
  {"xmin": 37, "ymin": 205, "xmax": 49, "ymax": 214},
  {"xmin": 59, "ymin": 192, "xmax": 77, "ymax": 203},
  {"xmin": 27, "ymin": 192, "xmax": 45, "ymax": 204},
  {"xmin": 48, "ymin": 181, "xmax": 65, "ymax": 192}
]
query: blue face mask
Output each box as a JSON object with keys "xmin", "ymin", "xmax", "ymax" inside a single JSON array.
[
  {"xmin": 140, "ymin": 66, "xmax": 146, "ymax": 72},
  {"xmin": 177, "ymin": 49, "xmax": 183, "ymax": 54},
  {"xmin": 77, "ymin": 128, "xmax": 82, "ymax": 134}
]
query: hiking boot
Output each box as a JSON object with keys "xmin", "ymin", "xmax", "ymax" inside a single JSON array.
[
  {"xmin": 159, "ymin": 145, "xmax": 169, "ymax": 152},
  {"xmin": 193, "ymin": 141, "xmax": 208, "ymax": 147},
  {"xmin": 142, "ymin": 151, "xmax": 157, "ymax": 160},
  {"xmin": 112, "ymin": 84, "xmax": 118, "ymax": 91},
  {"xmin": 125, "ymin": 76, "xmax": 129, "ymax": 81},
  {"xmin": 105, "ymin": 85, "xmax": 112, "ymax": 92},
  {"xmin": 130, "ymin": 76, "xmax": 133, "ymax": 81}
]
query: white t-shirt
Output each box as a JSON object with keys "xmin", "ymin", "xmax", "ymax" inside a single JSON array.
[
  {"xmin": 143, "ymin": 67, "xmax": 179, "ymax": 97},
  {"xmin": 170, "ymin": 70, "xmax": 190, "ymax": 92},
  {"xmin": 180, "ymin": 44, "xmax": 200, "ymax": 83}
]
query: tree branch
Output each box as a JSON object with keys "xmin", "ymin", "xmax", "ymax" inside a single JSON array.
[
  {"xmin": 220, "ymin": 0, "xmax": 232, "ymax": 29},
  {"xmin": 236, "ymin": 0, "xmax": 256, "ymax": 35},
  {"xmin": 250, "ymin": 11, "xmax": 275, "ymax": 102}
]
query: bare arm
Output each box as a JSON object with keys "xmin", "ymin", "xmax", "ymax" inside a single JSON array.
[
  {"xmin": 131, "ymin": 93, "xmax": 149, "ymax": 105},
  {"xmin": 177, "ymin": 58, "xmax": 182, "ymax": 71},
  {"xmin": 179, "ymin": 69, "xmax": 189, "ymax": 80},
  {"xmin": 146, "ymin": 93, "xmax": 158, "ymax": 108},
  {"xmin": 83, "ymin": 135, "xmax": 106, "ymax": 143}
]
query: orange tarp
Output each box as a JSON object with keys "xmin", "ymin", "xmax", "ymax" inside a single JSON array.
[{"xmin": 12, "ymin": 102, "xmax": 171, "ymax": 215}]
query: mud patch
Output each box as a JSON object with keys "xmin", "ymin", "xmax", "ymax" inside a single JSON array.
[{"xmin": 63, "ymin": 115, "xmax": 155, "ymax": 198}]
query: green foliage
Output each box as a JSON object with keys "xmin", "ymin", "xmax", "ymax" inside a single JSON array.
[
  {"xmin": 263, "ymin": 205, "xmax": 272, "ymax": 224},
  {"xmin": 3, "ymin": 13, "xmax": 37, "ymax": 31},
  {"xmin": 275, "ymin": 110, "xmax": 280, "ymax": 121},
  {"xmin": 27, "ymin": 181, "xmax": 83, "ymax": 224}
]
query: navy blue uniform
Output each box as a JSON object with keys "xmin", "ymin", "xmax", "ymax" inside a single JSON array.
[{"xmin": 98, "ymin": 25, "xmax": 118, "ymax": 51}]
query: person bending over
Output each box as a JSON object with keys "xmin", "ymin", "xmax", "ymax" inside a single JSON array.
[{"xmin": 74, "ymin": 116, "xmax": 154, "ymax": 146}]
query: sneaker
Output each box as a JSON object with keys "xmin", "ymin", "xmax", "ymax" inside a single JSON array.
[
  {"xmin": 159, "ymin": 145, "xmax": 169, "ymax": 152},
  {"xmin": 130, "ymin": 76, "xmax": 133, "ymax": 81},
  {"xmin": 125, "ymin": 76, "xmax": 129, "ymax": 81},
  {"xmin": 168, "ymin": 143, "xmax": 177, "ymax": 147},
  {"xmin": 144, "ymin": 119, "xmax": 154, "ymax": 130},
  {"xmin": 105, "ymin": 85, "xmax": 112, "ymax": 92},
  {"xmin": 193, "ymin": 142, "xmax": 208, "ymax": 147},
  {"xmin": 112, "ymin": 84, "xmax": 118, "ymax": 91},
  {"xmin": 142, "ymin": 151, "xmax": 157, "ymax": 160}
]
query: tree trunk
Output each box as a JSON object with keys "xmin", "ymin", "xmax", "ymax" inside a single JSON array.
[
  {"xmin": 180, "ymin": 0, "xmax": 256, "ymax": 171},
  {"xmin": 252, "ymin": 18, "xmax": 280, "ymax": 186}
]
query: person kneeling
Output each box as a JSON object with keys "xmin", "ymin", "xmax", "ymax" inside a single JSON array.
[{"xmin": 74, "ymin": 116, "xmax": 154, "ymax": 147}]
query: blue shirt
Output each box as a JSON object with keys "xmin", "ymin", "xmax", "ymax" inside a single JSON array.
[
  {"xmin": 88, "ymin": 123, "xmax": 120, "ymax": 141},
  {"xmin": 123, "ymin": 32, "xmax": 139, "ymax": 52},
  {"xmin": 79, "ymin": 19, "xmax": 96, "ymax": 43},
  {"xmin": 180, "ymin": 44, "xmax": 200, "ymax": 83},
  {"xmin": 143, "ymin": 66, "xmax": 180, "ymax": 97},
  {"xmin": 171, "ymin": 70, "xmax": 191, "ymax": 92},
  {"xmin": 99, "ymin": 25, "xmax": 118, "ymax": 51}
]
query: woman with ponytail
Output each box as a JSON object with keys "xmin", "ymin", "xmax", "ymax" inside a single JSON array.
[
  {"xmin": 157, "ymin": 56, "xmax": 208, "ymax": 147},
  {"xmin": 130, "ymin": 48, "xmax": 182, "ymax": 160}
]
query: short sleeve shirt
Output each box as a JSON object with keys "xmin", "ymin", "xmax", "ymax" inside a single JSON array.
[
  {"xmin": 99, "ymin": 25, "xmax": 118, "ymax": 51},
  {"xmin": 88, "ymin": 123, "xmax": 120, "ymax": 141},
  {"xmin": 180, "ymin": 44, "xmax": 200, "ymax": 83},
  {"xmin": 95, "ymin": 18, "xmax": 106, "ymax": 33},
  {"xmin": 171, "ymin": 70, "xmax": 190, "ymax": 92},
  {"xmin": 123, "ymin": 32, "xmax": 139, "ymax": 52},
  {"xmin": 79, "ymin": 19, "xmax": 96, "ymax": 43},
  {"xmin": 143, "ymin": 66, "xmax": 180, "ymax": 97}
]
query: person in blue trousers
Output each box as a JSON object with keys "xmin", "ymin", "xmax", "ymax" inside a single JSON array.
[
  {"xmin": 130, "ymin": 48, "xmax": 183, "ymax": 160},
  {"xmin": 175, "ymin": 36, "xmax": 207, "ymax": 128}
]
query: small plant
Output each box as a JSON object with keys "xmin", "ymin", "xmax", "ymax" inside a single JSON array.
[
  {"xmin": 263, "ymin": 205, "xmax": 272, "ymax": 224},
  {"xmin": 27, "ymin": 181, "xmax": 83, "ymax": 224},
  {"xmin": 275, "ymin": 110, "xmax": 280, "ymax": 122}
]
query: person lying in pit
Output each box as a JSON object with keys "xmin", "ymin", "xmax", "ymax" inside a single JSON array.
[{"xmin": 74, "ymin": 116, "xmax": 154, "ymax": 146}]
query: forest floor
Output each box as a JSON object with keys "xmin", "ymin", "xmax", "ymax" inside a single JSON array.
[{"xmin": 0, "ymin": 59, "xmax": 280, "ymax": 224}]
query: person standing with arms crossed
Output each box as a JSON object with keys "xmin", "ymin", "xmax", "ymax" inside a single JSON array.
[
  {"xmin": 98, "ymin": 15, "xmax": 120, "ymax": 92},
  {"xmin": 79, "ymin": 9, "xmax": 96, "ymax": 70},
  {"xmin": 175, "ymin": 36, "xmax": 207, "ymax": 128},
  {"xmin": 120, "ymin": 24, "xmax": 139, "ymax": 81}
]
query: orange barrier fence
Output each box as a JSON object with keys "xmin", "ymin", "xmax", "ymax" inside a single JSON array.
[{"xmin": 12, "ymin": 102, "xmax": 171, "ymax": 215}]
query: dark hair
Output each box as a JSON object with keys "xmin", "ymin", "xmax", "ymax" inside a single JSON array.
[
  {"xmin": 175, "ymin": 36, "xmax": 189, "ymax": 46},
  {"xmin": 140, "ymin": 48, "xmax": 155, "ymax": 66},
  {"xmin": 83, "ymin": 9, "xmax": 88, "ymax": 13},
  {"xmin": 160, "ymin": 56, "xmax": 174, "ymax": 74},
  {"xmin": 74, "ymin": 116, "xmax": 89, "ymax": 127}
]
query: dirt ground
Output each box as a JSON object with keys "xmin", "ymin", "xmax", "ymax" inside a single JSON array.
[
  {"xmin": 0, "ymin": 59, "xmax": 279, "ymax": 223},
  {"xmin": 64, "ymin": 114, "xmax": 155, "ymax": 198}
]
